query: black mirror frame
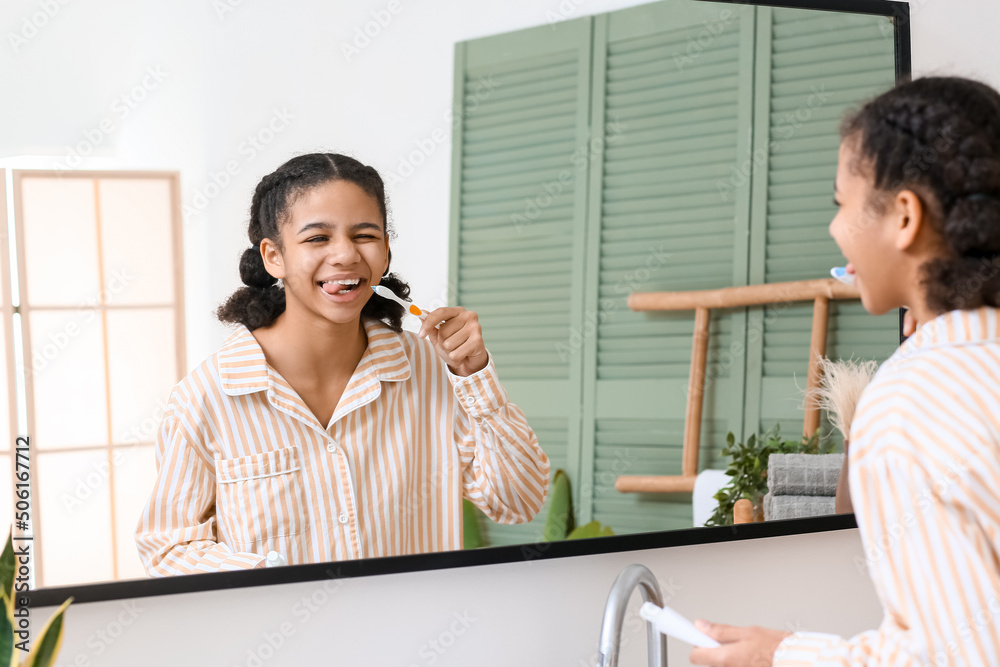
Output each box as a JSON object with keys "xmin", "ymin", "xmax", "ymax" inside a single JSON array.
[{"xmin": 27, "ymin": 0, "xmax": 909, "ymax": 609}]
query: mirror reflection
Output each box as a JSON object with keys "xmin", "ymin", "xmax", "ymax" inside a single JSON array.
[
  {"xmin": 0, "ymin": 0, "xmax": 901, "ymax": 587},
  {"xmin": 449, "ymin": 1, "xmax": 900, "ymax": 549}
]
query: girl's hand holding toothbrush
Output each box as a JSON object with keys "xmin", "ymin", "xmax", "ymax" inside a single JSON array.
[
  {"xmin": 417, "ymin": 307, "xmax": 489, "ymax": 377},
  {"xmin": 370, "ymin": 285, "xmax": 488, "ymax": 377}
]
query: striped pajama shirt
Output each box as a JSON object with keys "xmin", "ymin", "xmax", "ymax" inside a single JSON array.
[
  {"xmin": 135, "ymin": 317, "xmax": 550, "ymax": 575},
  {"xmin": 774, "ymin": 306, "xmax": 1000, "ymax": 665}
]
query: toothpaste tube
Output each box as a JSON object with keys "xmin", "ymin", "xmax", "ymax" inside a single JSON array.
[{"xmin": 639, "ymin": 602, "xmax": 721, "ymax": 648}]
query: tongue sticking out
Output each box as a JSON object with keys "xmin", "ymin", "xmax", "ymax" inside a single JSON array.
[{"xmin": 321, "ymin": 282, "xmax": 354, "ymax": 295}]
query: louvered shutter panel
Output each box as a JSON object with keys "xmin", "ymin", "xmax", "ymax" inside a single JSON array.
[
  {"xmin": 578, "ymin": 3, "xmax": 758, "ymax": 533},
  {"xmin": 450, "ymin": 19, "xmax": 593, "ymax": 546},
  {"xmin": 743, "ymin": 7, "xmax": 899, "ymax": 438}
]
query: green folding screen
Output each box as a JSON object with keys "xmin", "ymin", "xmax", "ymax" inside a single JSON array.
[
  {"xmin": 449, "ymin": 18, "xmax": 593, "ymax": 545},
  {"xmin": 449, "ymin": 2, "xmax": 897, "ymax": 543},
  {"xmin": 743, "ymin": 7, "xmax": 898, "ymax": 438}
]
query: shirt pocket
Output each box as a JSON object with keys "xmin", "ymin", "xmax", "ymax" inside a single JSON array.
[{"xmin": 215, "ymin": 446, "xmax": 310, "ymax": 545}]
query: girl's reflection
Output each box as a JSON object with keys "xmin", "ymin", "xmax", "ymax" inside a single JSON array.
[{"xmin": 135, "ymin": 153, "xmax": 549, "ymax": 575}]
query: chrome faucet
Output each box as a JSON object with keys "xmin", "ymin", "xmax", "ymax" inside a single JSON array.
[{"xmin": 597, "ymin": 564, "xmax": 668, "ymax": 667}]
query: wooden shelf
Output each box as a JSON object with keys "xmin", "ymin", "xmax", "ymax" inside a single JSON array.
[
  {"xmin": 616, "ymin": 278, "xmax": 861, "ymax": 496},
  {"xmin": 615, "ymin": 475, "xmax": 697, "ymax": 494},
  {"xmin": 628, "ymin": 278, "xmax": 859, "ymax": 312}
]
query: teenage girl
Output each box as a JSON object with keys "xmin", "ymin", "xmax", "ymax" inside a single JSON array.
[
  {"xmin": 692, "ymin": 77, "xmax": 1000, "ymax": 665},
  {"xmin": 136, "ymin": 153, "xmax": 550, "ymax": 574}
]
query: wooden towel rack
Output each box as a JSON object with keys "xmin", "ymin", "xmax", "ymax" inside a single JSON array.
[{"xmin": 615, "ymin": 278, "xmax": 861, "ymax": 495}]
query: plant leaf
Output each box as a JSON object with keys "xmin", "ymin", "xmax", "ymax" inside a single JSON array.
[
  {"xmin": 567, "ymin": 521, "xmax": 614, "ymax": 540},
  {"xmin": 542, "ymin": 470, "xmax": 573, "ymax": 542},
  {"xmin": 461, "ymin": 499, "xmax": 484, "ymax": 550},
  {"xmin": 0, "ymin": 531, "xmax": 14, "ymax": 618},
  {"xmin": 23, "ymin": 598, "xmax": 72, "ymax": 667},
  {"xmin": 1, "ymin": 598, "xmax": 15, "ymax": 667},
  {"xmin": 710, "ymin": 423, "xmax": 821, "ymax": 525}
]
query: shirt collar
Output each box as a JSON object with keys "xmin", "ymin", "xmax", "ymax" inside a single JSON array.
[
  {"xmin": 218, "ymin": 317, "xmax": 412, "ymax": 397},
  {"xmin": 896, "ymin": 306, "xmax": 1000, "ymax": 359}
]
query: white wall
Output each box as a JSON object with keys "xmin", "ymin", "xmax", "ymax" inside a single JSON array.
[
  {"xmin": 3, "ymin": 0, "xmax": 996, "ymax": 366},
  {"xmin": 35, "ymin": 527, "xmax": 882, "ymax": 667},
  {"xmin": 0, "ymin": 0, "xmax": 649, "ymax": 366},
  {"xmin": 908, "ymin": 0, "xmax": 1000, "ymax": 89}
]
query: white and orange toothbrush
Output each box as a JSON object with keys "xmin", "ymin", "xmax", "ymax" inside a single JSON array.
[{"xmin": 371, "ymin": 285, "xmax": 428, "ymax": 320}]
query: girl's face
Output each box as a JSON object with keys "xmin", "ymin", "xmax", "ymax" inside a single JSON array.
[
  {"xmin": 829, "ymin": 141, "xmax": 905, "ymax": 316},
  {"xmin": 266, "ymin": 179, "xmax": 389, "ymax": 324}
]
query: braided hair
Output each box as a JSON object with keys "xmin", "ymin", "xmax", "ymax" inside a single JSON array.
[
  {"xmin": 841, "ymin": 77, "xmax": 1000, "ymax": 311},
  {"xmin": 216, "ymin": 153, "xmax": 411, "ymax": 331}
]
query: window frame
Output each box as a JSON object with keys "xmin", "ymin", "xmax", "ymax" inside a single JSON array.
[{"xmin": 10, "ymin": 169, "xmax": 186, "ymax": 585}]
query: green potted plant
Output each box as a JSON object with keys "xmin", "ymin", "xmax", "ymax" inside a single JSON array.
[
  {"xmin": 463, "ymin": 469, "xmax": 614, "ymax": 548},
  {"xmin": 1, "ymin": 530, "xmax": 72, "ymax": 667},
  {"xmin": 541, "ymin": 469, "xmax": 615, "ymax": 541},
  {"xmin": 706, "ymin": 425, "xmax": 832, "ymax": 526}
]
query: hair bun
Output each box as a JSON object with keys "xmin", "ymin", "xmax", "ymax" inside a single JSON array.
[
  {"xmin": 239, "ymin": 246, "xmax": 278, "ymax": 289},
  {"xmin": 946, "ymin": 196, "xmax": 1000, "ymax": 257}
]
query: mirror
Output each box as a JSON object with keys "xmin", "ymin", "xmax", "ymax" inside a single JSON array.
[{"xmin": 0, "ymin": 0, "xmax": 906, "ymax": 588}]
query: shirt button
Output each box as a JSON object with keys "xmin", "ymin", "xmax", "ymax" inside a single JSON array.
[
  {"xmin": 339, "ymin": 513, "xmax": 349, "ymax": 524},
  {"xmin": 327, "ymin": 440, "xmax": 338, "ymax": 453},
  {"xmin": 465, "ymin": 396, "xmax": 476, "ymax": 406}
]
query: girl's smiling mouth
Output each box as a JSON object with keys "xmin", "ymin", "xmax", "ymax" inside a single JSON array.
[{"xmin": 318, "ymin": 277, "xmax": 366, "ymax": 301}]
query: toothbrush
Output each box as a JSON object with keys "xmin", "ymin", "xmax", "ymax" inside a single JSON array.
[
  {"xmin": 831, "ymin": 266, "xmax": 855, "ymax": 286},
  {"xmin": 371, "ymin": 284, "xmax": 427, "ymax": 319},
  {"xmin": 638, "ymin": 602, "xmax": 721, "ymax": 648}
]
